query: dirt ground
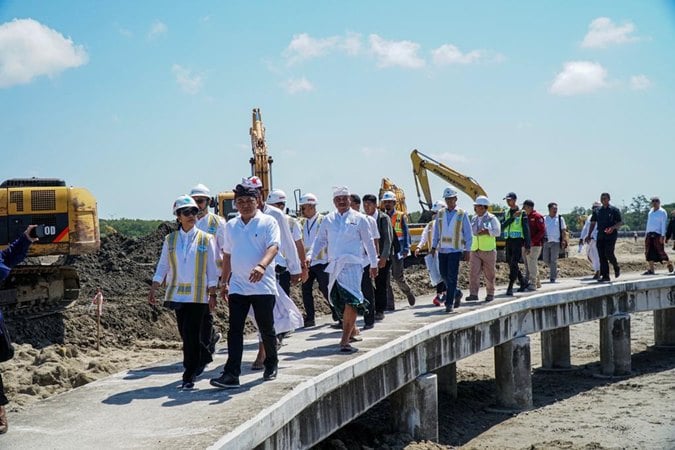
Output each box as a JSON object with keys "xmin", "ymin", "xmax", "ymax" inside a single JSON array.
[{"xmin": 2, "ymin": 230, "xmax": 674, "ymax": 449}]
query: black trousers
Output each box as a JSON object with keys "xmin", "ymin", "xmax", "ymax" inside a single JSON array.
[
  {"xmin": 0, "ymin": 372, "xmax": 7, "ymax": 406},
  {"xmin": 276, "ymin": 266, "xmax": 291, "ymax": 296},
  {"xmin": 175, "ymin": 303, "xmax": 212, "ymax": 383},
  {"xmin": 374, "ymin": 260, "xmax": 391, "ymax": 314},
  {"xmin": 505, "ymin": 238, "xmax": 525, "ymax": 284},
  {"xmin": 597, "ymin": 237, "xmax": 619, "ymax": 278},
  {"xmin": 301, "ymin": 263, "xmax": 330, "ymax": 322},
  {"xmin": 361, "ymin": 266, "xmax": 376, "ymax": 326},
  {"xmin": 224, "ymin": 294, "xmax": 277, "ymax": 377},
  {"xmin": 200, "ymin": 311, "xmax": 217, "ymax": 355}
]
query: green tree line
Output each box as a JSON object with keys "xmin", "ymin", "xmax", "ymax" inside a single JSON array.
[{"xmin": 100, "ymin": 218, "xmax": 165, "ymax": 238}]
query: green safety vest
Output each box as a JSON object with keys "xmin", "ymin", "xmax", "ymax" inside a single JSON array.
[{"xmin": 502, "ymin": 210, "xmax": 524, "ymax": 239}]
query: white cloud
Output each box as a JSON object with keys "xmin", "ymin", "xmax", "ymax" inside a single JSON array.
[
  {"xmin": 283, "ymin": 76, "xmax": 314, "ymax": 94},
  {"xmin": 118, "ymin": 27, "xmax": 133, "ymax": 38},
  {"xmin": 581, "ymin": 17, "xmax": 639, "ymax": 49},
  {"xmin": 0, "ymin": 18, "xmax": 88, "ymax": 88},
  {"xmin": 171, "ymin": 64, "xmax": 203, "ymax": 94},
  {"xmin": 549, "ymin": 61, "xmax": 608, "ymax": 96},
  {"xmin": 283, "ymin": 32, "xmax": 363, "ymax": 65},
  {"xmin": 283, "ymin": 33, "xmax": 339, "ymax": 64},
  {"xmin": 147, "ymin": 20, "xmax": 167, "ymax": 40},
  {"xmin": 369, "ymin": 34, "xmax": 425, "ymax": 69},
  {"xmin": 630, "ymin": 74, "xmax": 651, "ymax": 91},
  {"xmin": 432, "ymin": 44, "xmax": 489, "ymax": 65},
  {"xmin": 431, "ymin": 152, "xmax": 468, "ymax": 164},
  {"xmin": 361, "ymin": 147, "xmax": 386, "ymax": 157}
]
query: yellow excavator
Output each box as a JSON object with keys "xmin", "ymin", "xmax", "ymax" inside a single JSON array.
[
  {"xmin": 216, "ymin": 108, "xmax": 274, "ymax": 219},
  {"xmin": 0, "ymin": 178, "xmax": 100, "ymax": 314}
]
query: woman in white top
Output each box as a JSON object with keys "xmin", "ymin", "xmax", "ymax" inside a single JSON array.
[{"xmin": 149, "ymin": 195, "xmax": 219, "ymax": 389}]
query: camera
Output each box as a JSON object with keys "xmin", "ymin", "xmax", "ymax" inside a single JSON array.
[{"xmin": 28, "ymin": 225, "xmax": 46, "ymax": 239}]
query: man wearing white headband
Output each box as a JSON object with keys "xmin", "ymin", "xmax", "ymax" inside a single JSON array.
[{"xmin": 310, "ymin": 187, "xmax": 378, "ymax": 352}]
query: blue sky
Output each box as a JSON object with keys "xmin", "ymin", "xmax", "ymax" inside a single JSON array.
[{"xmin": 1, "ymin": 1, "xmax": 674, "ymax": 219}]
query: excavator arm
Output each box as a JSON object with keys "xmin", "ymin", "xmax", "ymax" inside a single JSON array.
[
  {"xmin": 249, "ymin": 108, "xmax": 273, "ymax": 202},
  {"xmin": 411, "ymin": 149, "xmax": 487, "ymax": 211}
]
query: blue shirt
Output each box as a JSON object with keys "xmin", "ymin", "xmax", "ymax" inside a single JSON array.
[{"xmin": 1, "ymin": 234, "xmax": 32, "ymax": 281}]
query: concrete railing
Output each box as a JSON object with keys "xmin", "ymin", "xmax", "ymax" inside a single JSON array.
[{"xmin": 210, "ymin": 277, "xmax": 675, "ymax": 450}]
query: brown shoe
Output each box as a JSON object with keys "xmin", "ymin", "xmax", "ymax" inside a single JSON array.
[{"xmin": 0, "ymin": 405, "xmax": 8, "ymax": 434}]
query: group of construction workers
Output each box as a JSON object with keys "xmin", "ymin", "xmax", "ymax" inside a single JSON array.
[{"xmin": 148, "ymin": 179, "xmax": 673, "ymax": 390}]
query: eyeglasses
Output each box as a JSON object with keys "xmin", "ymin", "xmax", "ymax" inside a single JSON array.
[{"xmin": 179, "ymin": 208, "xmax": 199, "ymax": 217}]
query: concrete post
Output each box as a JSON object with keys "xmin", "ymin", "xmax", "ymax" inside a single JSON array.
[
  {"xmin": 599, "ymin": 313, "xmax": 631, "ymax": 376},
  {"xmin": 434, "ymin": 363, "xmax": 457, "ymax": 399},
  {"xmin": 390, "ymin": 373, "xmax": 438, "ymax": 441},
  {"xmin": 541, "ymin": 326, "xmax": 571, "ymax": 369},
  {"xmin": 654, "ymin": 308, "xmax": 675, "ymax": 349},
  {"xmin": 494, "ymin": 336, "xmax": 532, "ymax": 410}
]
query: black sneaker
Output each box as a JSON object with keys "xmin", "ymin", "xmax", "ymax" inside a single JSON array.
[
  {"xmin": 263, "ymin": 367, "xmax": 278, "ymax": 381},
  {"xmin": 614, "ymin": 264, "xmax": 620, "ymax": 278},
  {"xmin": 303, "ymin": 319, "xmax": 316, "ymax": 328},
  {"xmin": 484, "ymin": 295, "xmax": 494, "ymax": 302},
  {"xmin": 210, "ymin": 373, "xmax": 240, "ymax": 389},
  {"xmin": 598, "ymin": 277, "xmax": 610, "ymax": 283},
  {"xmin": 465, "ymin": 295, "xmax": 479, "ymax": 301},
  {"xmin": 180, "ymin": 381, "xmax": 195, "ymax": 390},
  {"xmin": 362, "ymin": 323, "xmax": 374, "ymax": 330},
  {"xmin": 374, "ymin": 312, "xmax": 385, "ymax": 321},
  {"xmin": 453, "ymin": 290, "xmax": 463, "ymax": 308},
  {"xmin": 444, "ymin": 304, "xmax": 454, "ymax": 314},
  {"xmin": 517, "ymin": 285, "xmax": 527, "ymax": 293},
  {"xmin": 505, "ymin": 288, "xmax": 514, "ymax": 296}
]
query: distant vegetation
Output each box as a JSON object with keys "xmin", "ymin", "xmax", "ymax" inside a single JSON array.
[{"xmin": 100, "ymin": 218, "xmax": 165, "ymax": 238}]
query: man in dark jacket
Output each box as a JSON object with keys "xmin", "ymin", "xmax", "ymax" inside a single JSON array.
[
  {"xmin": 501, "ymin": 192, "xmax": 531, "ymax": 296},
  {"xmin": 0, "ymin": 225, "xmax": 38, "ymax": 434},
  {"xmin": 585, "ymin": 192, "xmax": 622, "ymax": 282},
  {"xmin": 362, "ymin": 194, "xmax": 394, "ymax": 324}
]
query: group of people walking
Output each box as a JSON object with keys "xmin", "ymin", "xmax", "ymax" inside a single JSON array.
[{"xmin": 148, "ymin": 181, "xmax": 674, "ymax": 390}]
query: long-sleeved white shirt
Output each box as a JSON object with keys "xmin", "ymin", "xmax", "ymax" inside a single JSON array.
[
  {"xmin": 196, "ymin": 212, "xmax": 227, "ymax": 255},
  {"xmin": 580, "ymin": 215, "xmax": 598, "ymax": 240},
  {"xmin": 646, "ymin": 207, "xmax": 668, "ymax": 235},
  {"xmin": 263, "ymin": 204, "xmax": 302, "ymax": 274},
  {"xmin": 152, "ymin": 227, "xmax": 219, "ymax": 303},
  {"xmin": 302, "ymin": 213, "xmax": 327, "ymax": 265},
  {"xmin": 311, "ymin": 208, "xmax": 378, "ymax": 269}
]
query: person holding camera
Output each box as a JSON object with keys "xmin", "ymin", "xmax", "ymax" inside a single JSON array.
[{"xmin": 1, "ymin": 225, "xmax": 39, "ymax": 434}]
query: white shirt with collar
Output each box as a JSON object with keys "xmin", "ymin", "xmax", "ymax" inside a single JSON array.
[
  {"xmin": 646, "ymin": 207, "xmax": 668, "ymax": 235},
  {"xmin": 196, "ymin": 211, "xmax": 227, "ymax": 255},
  {"xmin": 262, "ymin": 204, "xmax": 302, "ymax": 274},
  {"xmin": 303, "ymin": 212, "xmax": 327, "ymax": 265},
  {"xmin": 311, "ymin": 208, "xmax": 378, "ymax": 269},
  {"xmin": 152, "ymin": 226, "xmax": 219, "ymax": 303},
  {"xmin": 223, "ymin": 210, "xmax": 281, "ymax": 296},
  {"xmin": 544, "ymin": 214, "xmax": 567, "ymax": 243}
]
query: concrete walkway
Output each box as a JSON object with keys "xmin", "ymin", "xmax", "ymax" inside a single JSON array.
[{"xmin": 1, "ymin": 271, "xmax": 668, "ymax": 449}]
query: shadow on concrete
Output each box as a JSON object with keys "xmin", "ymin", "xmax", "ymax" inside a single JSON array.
[
  {"xmin": 281, "ymin": 343, "xmax": 352, "ymax": 361},
  {"xmin": 124, "ymin": 362, "xmax": 183, "ymax": 380},
  {"xmin": 318, "ymin": 347, "xmax": 675, "ymax": 448},
  {"xmin": 102, "ymin": 374, "xmax": 263, "ymax": 408}
]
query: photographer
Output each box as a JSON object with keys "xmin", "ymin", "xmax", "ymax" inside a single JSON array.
[{"xmin": 0, "ymin": 225, "xmax": 38, "ymax": 434}]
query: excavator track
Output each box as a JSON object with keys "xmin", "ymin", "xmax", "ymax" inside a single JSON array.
[{"xmin": 0, "ymin": 265, "xmax": 79, "ymax": 317}]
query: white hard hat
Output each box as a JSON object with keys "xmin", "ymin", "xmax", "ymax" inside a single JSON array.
[
  {"xmin": 266, "ymin": 189, "xmax": 287, "ymax": 204},
  {"xmin": 432, "ymin": 200, "xmax": 445, "ymax": 212},
  {"xmin": 474, "ymin": 195, "xmax": 490, "ymax": 207},
  {"xmin": 381, "ymin": 191, "xmax": 396, "ymax": 202},
  {"xmin": 443, "ymin": 187, "xmax": 458, "ymax": 198},
  {"xmin": 189, "ymin": 183, "xmax": 210, "ymax": 198},
  {"xmin": 242, "ymin": 176, "xmax": 263, "ymax": 190},
  {"xmin": 172, "ymin": 195, "xmax": 198, "ymax": 215},
  {"xmin": 299, "ymin": 193, "xmax": 318, "ymax": 206}
]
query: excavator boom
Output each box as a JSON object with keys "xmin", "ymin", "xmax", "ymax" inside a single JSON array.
[{"xmin": 249, "ymin": 108, "xmax": 273, "ymax": 202}]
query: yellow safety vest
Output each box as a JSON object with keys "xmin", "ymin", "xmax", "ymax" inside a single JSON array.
[
  {"xmin": 300, "ymin": 214, "xmax": 327, "ymax": 261},
  {"xmin": 503, "ymin": 209, "xmax": 524, "ymax": 239},
  {"xmin": 437, "ymin": 208, "xmax": 466, "ymax": 249},
  {"xmin": 471, "ymin": 215, "xmax": 497, "ymax": 251},
  {"xmin": 165, "ymin": 230, "xmax": 210, "ymax": 303}
]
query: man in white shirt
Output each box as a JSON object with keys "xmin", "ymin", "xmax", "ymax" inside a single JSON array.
[
  {"xmin": 210, "ymin": 184, "xmax": 281, "ymax": 388},
  {"xmin": 543, "ymin": 202, "xmax": 568, "ymax": 283},
  {"xmin": 644, "ymin": 196, "xmax": 673, "ymax": 275},
  {"xmin": 579, "ymin": 201, "xmax": 601, "ymax": 280},
  {"xmin": 190, "ymin": 183, "xmax": 226, "ymax": 355},
  {"xmin": 311, "ymin": 187, "xmax": 378, "ymax": 352},
  {"xmin": 299, "ymin": 193, "xmax": 332, "ymax": 328}
]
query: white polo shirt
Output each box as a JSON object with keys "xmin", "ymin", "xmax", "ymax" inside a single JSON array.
[{"xmin": 223, "ymin": 210, "xmax": 281, "ymax": 296}]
